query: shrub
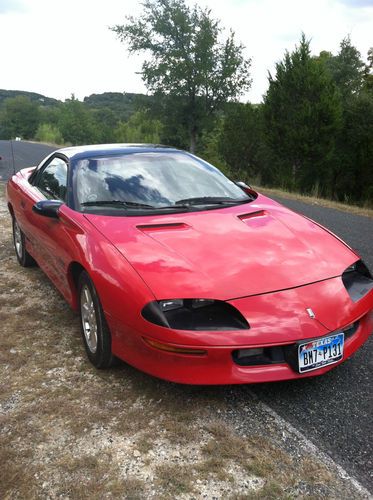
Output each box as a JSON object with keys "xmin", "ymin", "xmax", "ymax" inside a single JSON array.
[{"xmin": 35, "ymin": 123, "xmax": 64, "ymax": 145}]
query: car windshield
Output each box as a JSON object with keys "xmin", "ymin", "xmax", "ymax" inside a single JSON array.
[{"xmin": 75, "ymin": 151, "xmax": 252, "ymax": 214}]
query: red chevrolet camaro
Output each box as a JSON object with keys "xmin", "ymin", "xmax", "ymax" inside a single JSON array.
[{"xmin": 6, "ymin": 144, "xmax": 373, "ymax": 384}]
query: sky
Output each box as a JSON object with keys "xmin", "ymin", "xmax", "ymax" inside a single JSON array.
[{"xmin": 0, "ymin": 0, "xmax": 372, "ymax": 104}]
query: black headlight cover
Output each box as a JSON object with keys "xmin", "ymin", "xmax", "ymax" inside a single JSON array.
[
  {"xmin": 142, "ymin": 299, "xmax": 250, "ymax": 331},
  {"xmin": 342, "ymin": 260, "xmax": 373, "ymax": 302}
]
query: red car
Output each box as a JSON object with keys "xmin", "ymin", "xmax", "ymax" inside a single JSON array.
[{"xmin": 6, "ymin": 144, "xmax": 373, "ymax": 384}]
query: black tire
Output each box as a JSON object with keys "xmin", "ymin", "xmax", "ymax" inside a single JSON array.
[
  {"xmin": 78, "ymin": 270, "xmax": 114, "ymax": 369},
  {"xmin": 12, "ymin": 216, "xmax": 36, "ymax": 267}
]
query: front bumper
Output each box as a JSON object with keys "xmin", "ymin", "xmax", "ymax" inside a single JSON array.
[
  {"xmin": 109, "ymin": 308, "xmax": 372, "ymax": 385},
  {"xmin": 109, "ymin": 277, "xmax": 373, "ymax": 385}
]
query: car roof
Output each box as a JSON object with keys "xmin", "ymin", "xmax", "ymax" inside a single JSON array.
[{"xmin": 56, "ymin": 143, "xmax": 181, "ymax": 161}]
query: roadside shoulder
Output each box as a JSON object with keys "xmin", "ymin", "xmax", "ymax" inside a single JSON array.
[{"xmin": 255, "ymin": 186, "xmax": 373, "ymax": 219}]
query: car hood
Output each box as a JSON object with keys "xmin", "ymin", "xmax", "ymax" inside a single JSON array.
[{"xmin": 84, "ymin": 195, "xmax": 357, "ymax": 301}]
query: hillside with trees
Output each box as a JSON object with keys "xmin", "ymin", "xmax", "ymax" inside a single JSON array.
[
  {"xmin": 0, "ymin": 89, "xmax": 59, "ymax": 107},
  {"xmin": 83, "ymin": 92, "xmax": 153, "ymax": 121},
  {"xmin": 0, "ymin": 0, "xmax": 372, "ymax": 207}
]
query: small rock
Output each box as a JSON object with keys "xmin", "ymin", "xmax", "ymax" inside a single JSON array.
[{"xmin": 133, "ymin": 450, "xmax": 141, "ymax": 458}]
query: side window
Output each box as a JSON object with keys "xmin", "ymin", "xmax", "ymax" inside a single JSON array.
[{"xmin": 36, "ymin": 157, "xmax": 68, "ymax": 201}]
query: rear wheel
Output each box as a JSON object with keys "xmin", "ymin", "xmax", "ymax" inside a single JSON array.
[
  {"xmin": 12, "ymin": 217, "xmax": 35, "ymax": 267},
  {"xmin": 78, "ymin": 271, "xmax": 114, "ymax": 369}
]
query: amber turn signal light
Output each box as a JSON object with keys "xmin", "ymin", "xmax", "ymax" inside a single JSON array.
[{"xmin": 143, "ymin": 337, "xmax": 207, "ymax": 355}]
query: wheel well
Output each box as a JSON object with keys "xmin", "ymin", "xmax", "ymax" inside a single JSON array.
[
  {"xmin": 69, "ymin": 262, "xmax": 87, "ymax": 310},
  {"xmin": 8, "ymin": 202, "xmax": 14, "ymax": 218}
]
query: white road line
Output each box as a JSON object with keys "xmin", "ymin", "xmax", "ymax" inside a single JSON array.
[{"xmin": 248, "ymin": 390, "xmax": 373, "ymax": 499}]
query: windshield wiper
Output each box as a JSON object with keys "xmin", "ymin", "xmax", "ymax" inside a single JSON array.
[
  {"xmin": 175, "ymin": 196, "xmax": 248, "ymax": 206},
  {"xmin": 81, "ymin": 200, "xmax": 195, "ymax": 211},
  {"xmin": 80, "ymin": 198, "xmax": 244, "ymax": 211},
  {"xmin": 81, "ymin": 200, "xmax": 156, "ymax": 209}
]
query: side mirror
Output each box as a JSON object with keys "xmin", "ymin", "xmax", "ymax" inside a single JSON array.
[
  {"xmin": 32, "ymin": 200, "xmax": 63, "ymax": 219},
  {"xmin": 235, "ymin": 181, "xmax": 252, "ymax": 190}
]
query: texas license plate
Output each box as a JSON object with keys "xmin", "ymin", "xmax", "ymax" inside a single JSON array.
[{"xmin": 298, "ymin": 333, "xmax": 344, "ymax": 373}]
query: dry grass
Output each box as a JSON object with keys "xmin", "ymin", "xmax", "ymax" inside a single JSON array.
[
  {"xmin": 0, "ymin": 182, "xmax": 365, "ymax": 499},
  {"xmin": 155, "ymin": 463, "xmax": 195, "ymax": 496},
  {"xmin": 254, "ymin": 185, "xmax": 373, "ymax": 218},
  {"xmin": 26, "ymin": 139, "xmax": 67, "ymax": 148}
]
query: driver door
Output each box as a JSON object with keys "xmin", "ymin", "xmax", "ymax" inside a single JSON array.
[{"xmin": 27, "ymin": 155, "xmax": 70, "ymax": 288}]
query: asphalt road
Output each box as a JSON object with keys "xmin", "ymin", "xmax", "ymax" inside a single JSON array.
[
  {"xmin": 248, "ymin": 196, "xmax": 373, "ymax": 491},
  {"xmin": 1, "ymin": 140, "xmax": 372, "ymax": 490},
  {"xmin": 0, "ymin": 140, "xmax": 56, "ymax": 181}
]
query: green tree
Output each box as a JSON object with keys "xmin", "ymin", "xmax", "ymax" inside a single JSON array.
[
  {"xmin": 111, "ymin": 0, "xmax": 251, "ymax": 152},
  {"xmin": 336, "ymin": 92, "xmax": 373, "ymax": 205},
  {"xmin": 0, "ymin": 96, "xmax": 40, "ymax": 139},
  {"xmin": 93, "ymin": 108, "xmax": 118, "ymax": 143},
  {"xmin": 324, "ymin": 36, "xmax": 366, "ymax": 99},
  {"xmin": 58, "ymin": 96, "xmax": 100, "ymax": 145},
  {"xmin": 263, "ymin": 34, "xmax": 342, "ymax": 194},
  {"xmin": 218, "ymin": 103, "xmax": 263, "ymax": 177},
  {"xmin": 39, "ymin": 104, "xmax": 63, "ymax": 127},
  {"xmin": 114, "ymin": 110, "xmax": 163, "ymax": 143},
  {"xmin": 198, "ymin": 118, "xmax": 227, "ymax": 172},
  {"xmin": 364, "ymin": 47, "xmax": 373, "ymax": 91},
  {"xmin": 145, "ymin": 93, "xmax": 192, "ymax": 149},
  {"xmin": 35, "ymin": 123, "xmax": 64, "ymax": 145},
  {"xmin": 318, "ymin": 40, "xmax": 373, "ymax": 203}
]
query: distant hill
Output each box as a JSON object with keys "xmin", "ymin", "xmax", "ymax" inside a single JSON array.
[
  {"xmin": 0, "ymin": 89, "xmax": 153, "ymax": 121},
  {"xmin": 0, "ymin": 89, "xmax": 60, "ymax": 107},
  {"xmin": 84, "ymin": 92, "xmax": 152, "ymax": 120}
]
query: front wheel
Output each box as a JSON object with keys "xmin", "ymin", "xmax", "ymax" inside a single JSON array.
[
  {"xmin": 78, "ymin": 271, "xmax": 114, "ymax": 369},
  {"xmin": 12, "ymin": 217, "xmax": 36, "ymax": 267}
]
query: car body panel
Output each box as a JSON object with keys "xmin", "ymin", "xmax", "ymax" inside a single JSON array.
[{"xmin": 84, "ymin": 194, "xmax": 357, "ymax": 301}]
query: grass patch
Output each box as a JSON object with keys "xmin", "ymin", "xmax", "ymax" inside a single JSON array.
[
  {"xmin": 156, "ymin": 463, "xmax": 195, "ymax": 496},
  {"xmin": 255, "ymin": 185, "xmax": 373, "ymax": 218},
  {"xmin": 231, "ymin": 480, "xmax": 286, "ymax": 499}
]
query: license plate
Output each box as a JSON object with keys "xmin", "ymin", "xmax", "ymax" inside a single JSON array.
[{"xmin": 298, "ymin": 333, "xmax": 344, "ymax": 373}]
